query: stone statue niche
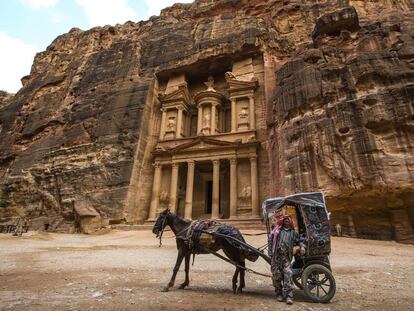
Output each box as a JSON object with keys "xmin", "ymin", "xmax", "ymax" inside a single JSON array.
[
  {"xmin": 238, "ymin": 185, "xmax": 252, "ymax": 216},
  {"xmin": 165, "ymin": 116, "xmax": 177, "ymax": 139},
  {"xmin": 202, "ymin": 106, "xmax": 211, "ymax": 135},
  {"xmin": 238, "ymin": 103, "xmax": 250, "ymax": 131}
]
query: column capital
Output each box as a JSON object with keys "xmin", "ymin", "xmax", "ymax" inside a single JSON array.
[
  {"xmin": 187, "ymin": 160, "xmax": 195, "ymax": 167},
  {"xmin": 176, "ymin": 106, "xmax": 185, "ymax": 111},
  {"xmin": 212, "ymin": 159, "xmax": 220, "ymax": 166},
  {"xmin": 249, "ymin": 155, "xmax": 258, "ymax": 162},
  {"xmin": 171, "ymin": 162, "xmax": 180, "ymax": 168},
  {"xmin": 229, "ymin": 157, "xmax": 237, "ymax": 165},
  {"xmin": 160, "ymin": 107, "xmax": 167, "ymax": 113},
  {"xmin": 153, "ymin": 162, "xmax": 162, "ymax": 169}
]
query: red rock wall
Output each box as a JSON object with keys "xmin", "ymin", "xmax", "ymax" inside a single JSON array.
[{"xmin": 0, "ymin": 0, "xmax": 413, "ymax": 241}]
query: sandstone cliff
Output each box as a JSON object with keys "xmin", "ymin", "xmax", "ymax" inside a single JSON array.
[{"xmin": 0, "ymin": 0, "xmax": 413, "ymax": 242}]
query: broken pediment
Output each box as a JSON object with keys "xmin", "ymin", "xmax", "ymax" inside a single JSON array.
[
  {"xmin": 164, "ymin": 73, "xmax": 188, "ymax": 94},
  {"xmin": 226, "ymin": 73, "xmax": 258, "ymax": 93},
  {"xmin": 159, "ymin": 85, "xmax": 191, "ymax": 106}
]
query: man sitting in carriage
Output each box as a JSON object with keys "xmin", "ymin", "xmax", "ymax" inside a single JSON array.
[{"xmin": 270, "ymin": 214, "xmax": 306, "ymax": 305}]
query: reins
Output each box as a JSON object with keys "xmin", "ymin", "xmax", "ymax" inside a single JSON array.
[
  {"xmin": 158, "ymin": 214, "xmax": 168, "ymax": 247},
  {"xmin": 156, "ymin": 213, "xmax": 272, "ymax": 278},
  {"xmin": 158, "ymin": 218, "xmax": 192, "ymax": 247},
  {"xmin": 241, "ymin": 232, "xmax": 268, "ymax": 236},
  {"xmin": 200, "ymin": 246, "xmax": 272, "ymax": 278}
]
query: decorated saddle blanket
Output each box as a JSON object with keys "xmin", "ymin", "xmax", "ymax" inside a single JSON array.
[{"xmin": 189, "ymin": 220, "xmax": 245, "ymax": 251}]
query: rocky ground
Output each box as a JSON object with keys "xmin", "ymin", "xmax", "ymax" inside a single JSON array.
[{"xmin": 1, "ymin": 230, "xmax": 413, "ymax": 311}]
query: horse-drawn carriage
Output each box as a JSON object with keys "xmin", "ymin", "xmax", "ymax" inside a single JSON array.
[
  {"xmin": 153, "ymin": 192, "xmax": 336, "ymax": 303},
  {"xmin": 262, "ymin": 192, "xmax": 336, "ymax": 303}
]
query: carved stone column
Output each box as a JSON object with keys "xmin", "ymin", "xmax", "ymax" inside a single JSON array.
[
  {"xmin": 159, "ymin": 108, "xmax": 167, "ymax": 140},
  {"xmin": 231, "ymin": 98, "xmax": 237, "ymax": 132},
  {"xmin": 168, "ymin": 162, "xmax": 179, "ymax": 213},
  {"xmin": 250, "ymin": 156, "xmax": 259, "ymax": 217},
  {"xmin": 148, "ymin": 162, "xmax": 162, "ymax": 220},
  {"xmin": 184, "ymin": 160, "xmax": 195, "ymax": 219},
  {"xmin": 211, "ymin": 103, "xmax": 216, "ymax": 135},
  {"xmin": 230, "ymin": 158, "xmax": 237, "ymax": 218},
  {"xmin": 197, "ymin": 105, "xmax": 202, "ymax": 135},
  {"xmin": 249, "ymin": 96, "xmax": 255, "ymax": 130},
  {"xmin": 212, "ymin": 159, "xmax": 220, "ymax": 219},
  {"xmin": 176, "ymin": 107, "xmax": 183, "ymax": 138}
]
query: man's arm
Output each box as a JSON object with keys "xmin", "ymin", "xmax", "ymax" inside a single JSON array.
[{"xmin": 294, "ymin": 231, "xmax": 306, "ymax": 255}]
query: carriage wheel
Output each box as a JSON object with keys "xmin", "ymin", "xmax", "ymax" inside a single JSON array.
[
  {"xmin": 293, "ymin": 273, "xmax": 303, "ymax": 289},
  {"xmin": 301, "ymin": 264, "xmax": 336, "ymax": 303}
]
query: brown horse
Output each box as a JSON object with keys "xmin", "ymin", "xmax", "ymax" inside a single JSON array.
[{"xmin": 152, "ymin": 209, "xmax": 258, "ymax": 293}]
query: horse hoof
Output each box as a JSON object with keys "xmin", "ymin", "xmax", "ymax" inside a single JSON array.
[
  {"xmin": 161, "ymin": 287, "xmax": 169, "ymax": 292},
  {"xmin": 237, "ymin": 288, "xmax": 243, "ymax": 294},
  {"xmin": 178, "ymin": 284, "xmax": 186, "ymax": 289}
]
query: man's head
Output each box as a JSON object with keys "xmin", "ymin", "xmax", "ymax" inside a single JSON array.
[
  {"xmin": 279, "ymin": 215, "xmax": 294, "ymax": 230},
  {"xmin": 283, "ymin": 217, "xmax": 291, "ymax": 227}
]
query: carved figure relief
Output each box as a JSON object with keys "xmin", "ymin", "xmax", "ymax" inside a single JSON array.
[
  {"xmin": 202, "ymin": 111, "xmax": 211, "ymax": 135},
  {"xmin": 241, "ymin": 185, "xmax": 252, "ymax": 199},
  {"xmin": 239, "ymin": 185, "xmax": 252, "ymax": 206},
  {"xmin": 167, "ymin": 117, "xmax": 176, "ymax": 131},
  {"xmin": 204, "ymin": 76, "xmax": 215, "ymax": 91},
  {"xmin": 159, "ymin": 191, "xmax": 169, "ymax": 203},
  {"xmin": 238, "ymin": 105, "xmax": 250, "ymax": 130},
  {"xmin": 204, "ymin": 112, "xmax": 211, "ymax": 127},
  {"xmin": 239, "ymin": 107, "xmax": 249, "ymax": 119}
]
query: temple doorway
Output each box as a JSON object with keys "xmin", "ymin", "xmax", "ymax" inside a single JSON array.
[
  {"xmin": 190, "ymin": 160, "xmax": 229, "ymax": 219},
  {"xmin": 205, "ymin": 180, "xmax": 212, "ymax": 214}
]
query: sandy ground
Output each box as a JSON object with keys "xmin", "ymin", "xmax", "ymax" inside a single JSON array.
[{"xmin": 1, "ymin": 230, "xmax": 414, "ymax": 311}]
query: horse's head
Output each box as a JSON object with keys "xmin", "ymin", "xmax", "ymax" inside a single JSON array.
[{"xmin": 152, "ymin": 209, "xmax": 170, "ymax": 237}]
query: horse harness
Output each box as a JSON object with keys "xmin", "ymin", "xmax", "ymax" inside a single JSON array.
[{"xmin": 162, "ymin": 220, "xmax": 272, "ymax": 279}]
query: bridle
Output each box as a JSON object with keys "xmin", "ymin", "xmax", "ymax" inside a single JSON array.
[
  {"xmin": 154, "ymin": 211, "xmax": 169, "ymax": 247},
  {"xmin": 153, "ymin": 210, "xmax": 193, "ymax": 248}
]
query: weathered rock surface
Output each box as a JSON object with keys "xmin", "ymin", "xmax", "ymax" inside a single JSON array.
[{"xmin": 0, "ymin": 0, "xmax": 413, "ymax": 242}]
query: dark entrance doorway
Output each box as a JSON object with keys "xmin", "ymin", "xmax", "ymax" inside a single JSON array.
[{"xmin": 205, "ymin": 180, "xmax": 212, "ymax": 213}]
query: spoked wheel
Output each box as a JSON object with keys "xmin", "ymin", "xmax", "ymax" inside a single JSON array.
[
  {"xmin": 302, "ymin": 264, "xmax": 336, "ymax": 303},
  {"xmin": 293, "ymin": 273, "xmax": 303, "ymax": 289}
]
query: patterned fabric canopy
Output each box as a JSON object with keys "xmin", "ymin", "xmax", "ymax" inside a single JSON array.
[{"xmin": 262, "ymin": 192, "xmax": 327, "ymax": 219}]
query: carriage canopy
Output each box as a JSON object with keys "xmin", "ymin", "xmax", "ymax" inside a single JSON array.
[
  {"xmin": 262, "ymin": 192, "xmax": 331, "ymax": 257},
  {"xmin": 261, "ymin": 192, "xmax": 327, "ymax": 219}
]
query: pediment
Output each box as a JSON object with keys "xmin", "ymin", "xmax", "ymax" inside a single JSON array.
[
  {"xmin": 226, "ymin": 78, "xmax": 258, "ymax": 92},
  {"xmin": 159, "ymin": 86, "xmax": 191, "ymax": 104},
  {"xmin": 169, "ymin": 136, "xmax": 239, "ymax": 152}
]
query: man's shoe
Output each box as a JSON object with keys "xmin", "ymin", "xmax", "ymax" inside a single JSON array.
[
  {"xmin": 276, "ymin": 295, "xmax": 284, "ymax": 302},
  {"xmin": 286, "ymin": 297, "xmax": 293, "ymax": 305}
]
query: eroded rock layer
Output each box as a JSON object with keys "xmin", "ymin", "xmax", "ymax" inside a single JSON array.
[{"xmin": 0, "ymin": 0, "xmax": 413, "ymax": 242}]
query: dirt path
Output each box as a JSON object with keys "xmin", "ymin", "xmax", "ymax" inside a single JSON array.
[{"xmin": 1, "ymin": 230, "xmax": 413, "ymax": 311}]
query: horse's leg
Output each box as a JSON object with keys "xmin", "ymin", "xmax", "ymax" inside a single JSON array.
[
  {"xmin": 162, "ymin": 249, "xmax": 185, "ymax": 292},
  {"xmin": 237, "ymin": 260, "xmax": 246, "ymax": 294},
  {"xmin": 232, "ymin": 267, "xmax": 239, "ymax": 294},
  {"xmin": 221, "ymin": 239, "xmax": 241, "ymax": 294},
  {"xmin": 179, "ymin": 252, "xmax": 191, "ymax": 289}
]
